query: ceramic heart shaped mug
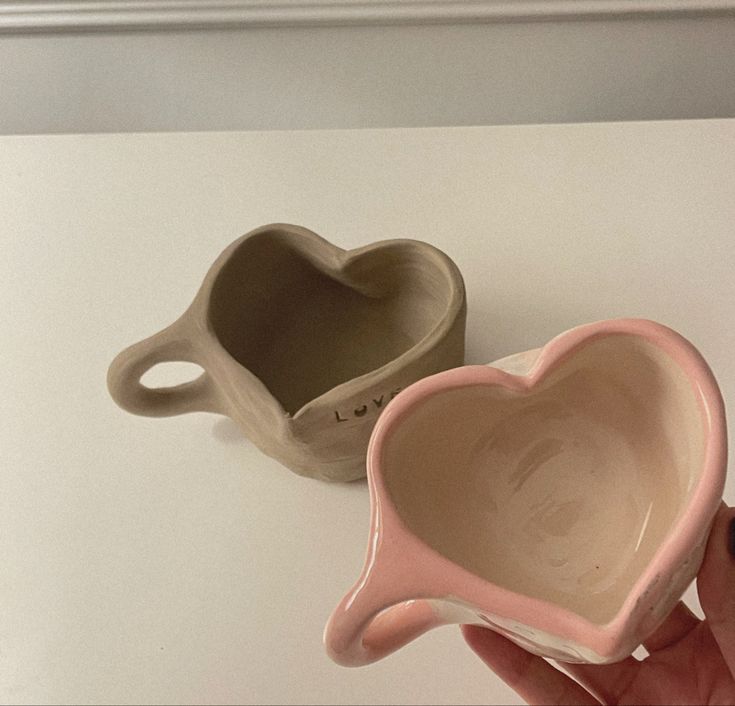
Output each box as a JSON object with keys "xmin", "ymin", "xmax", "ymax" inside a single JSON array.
[
  {"xmin": 324, "ymin": 319, "xmax": 726, "ymax": 664},
  {"xmin": 107, "ymin": 224, "xmax": 466, "ymax": 482}
]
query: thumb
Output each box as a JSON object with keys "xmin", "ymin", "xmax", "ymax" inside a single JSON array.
[{"xmin": 697, "ymin": 502, "xmax": 735, "ymax": 678}]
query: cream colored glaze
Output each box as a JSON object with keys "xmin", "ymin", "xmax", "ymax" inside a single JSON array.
[{"xmin": 382, "ymin": 335, "xmax": 704, "ymax": 624}]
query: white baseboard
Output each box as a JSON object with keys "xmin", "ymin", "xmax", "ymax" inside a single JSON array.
[{"xmin": 1, "ymin": 0, "xmax": 734, "ymax": 33}]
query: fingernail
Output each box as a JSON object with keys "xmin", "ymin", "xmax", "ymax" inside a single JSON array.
[{"xmin": 728, "ymin": 517, "xmax": 735, "ymax": 558}]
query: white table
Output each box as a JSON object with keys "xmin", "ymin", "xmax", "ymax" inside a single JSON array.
[{"xmin": 2, "ymin": 120, "xmax": 734, "ymax": 705}]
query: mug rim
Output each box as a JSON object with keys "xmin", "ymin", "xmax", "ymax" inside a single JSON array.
[
  {"xmin": 364, "ymin": 318, "xmax": 727, "ymax": 660},
  {"xmin": 184, "ymin": 223, "xmax": 467, "ymax": 421}
]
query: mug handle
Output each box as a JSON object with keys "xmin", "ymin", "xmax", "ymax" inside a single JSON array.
[
  {"xmin": 107, "ymin": 318, "xmax": 221, "ymax": 417},
  {"xmin": 324, "ymin": 564, "xmax": 445, "ymax": 666}
]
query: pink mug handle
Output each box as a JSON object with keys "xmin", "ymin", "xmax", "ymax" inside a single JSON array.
[
  {"xmin": 325, "ymin": 596, "xmax": 440, "ymax": 667},
  {"xmin": 324, "ymin": 557, "xmax": 446, "ymax": 666}
]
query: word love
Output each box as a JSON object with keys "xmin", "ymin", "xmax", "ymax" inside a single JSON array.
[{"xmin": 334, "ymin": 388, "xmax": 402, "ymax": 423}]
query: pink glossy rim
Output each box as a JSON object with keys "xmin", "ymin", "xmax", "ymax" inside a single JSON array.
[{"xmin": 324, "ymin": 319, "xmax": 726, "ymax": 666}]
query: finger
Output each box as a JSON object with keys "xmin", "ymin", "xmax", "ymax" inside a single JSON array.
[
  {"xmin": 697, "ymin": 503, "xmax": 735, "ymax": 678},
  {"xmin": 643, "ymin": 601, "xmax": 700, "ymax": 652},
  {"xmin": 461, "ymin": 625, "xmax": 600, "ymax": 706},
  {"xmin": 561, "ymin": 657, "xmax": 638, "ymax": 706}
]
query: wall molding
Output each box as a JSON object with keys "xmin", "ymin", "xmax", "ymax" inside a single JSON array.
[{"xmin": 1, "ymin": 0, "xmax": 734, "ymax": 33}]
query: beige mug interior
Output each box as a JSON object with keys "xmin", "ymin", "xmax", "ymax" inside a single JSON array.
[
  {"xmin": 207, "ymin": 233, "xmax": 456, "ymax": 415},
  {"xmin": 381, "ymin": 335, "xmax": 705, "ymax": 624}
]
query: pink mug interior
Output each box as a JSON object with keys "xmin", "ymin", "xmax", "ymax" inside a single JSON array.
[{"xmin": 324, "ymin": 319, "xmax": 726, "ymax": 666}]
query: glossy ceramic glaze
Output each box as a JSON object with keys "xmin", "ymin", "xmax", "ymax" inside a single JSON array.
[
  {"xmin": 107, "ymin": 224, "xmax": 466, "ymax": 481},
  {"xmin": 324, "ymin": 319, "xmax": 726, "ymax": 664}
]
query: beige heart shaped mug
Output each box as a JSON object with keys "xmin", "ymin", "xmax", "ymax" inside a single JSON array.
[
  {"xmin": 107, "ymin": 224, "xmax": 466, "ymax": 482},
  {"xmin": 324, "ymin": 319, "xmax": 727, "ymax": 663}
]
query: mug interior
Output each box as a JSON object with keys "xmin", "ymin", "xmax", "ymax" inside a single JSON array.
[
  {"xmin": 208, "ymin": 233, "xmax": 453, "ymax": 415},
  {"xmin": 380, "ymin": 334, "xmax": 705, "ymax": 624}
]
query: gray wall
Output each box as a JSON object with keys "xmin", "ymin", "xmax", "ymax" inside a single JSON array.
[{"xmin": 2, "ymin": 9, "xmax": 735, "ymax": 134}]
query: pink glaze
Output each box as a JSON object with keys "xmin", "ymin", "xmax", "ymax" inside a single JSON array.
[{"xmin": 324, "ymin": 319, "xmax": 727, "ymax": 666}]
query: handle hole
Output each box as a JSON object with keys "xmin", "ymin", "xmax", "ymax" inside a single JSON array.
[
  {"xmin": 140, "ymin": 362, "xmax": 205, "ymax": 389},
  {"xmin": 363, "ymin": 601, "xmax": 437, "ymax": 652}
]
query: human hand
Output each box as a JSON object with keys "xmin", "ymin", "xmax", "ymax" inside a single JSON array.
[{"xmin": 462, "ymin": 503, "xmax": 735, "ymax": 705}]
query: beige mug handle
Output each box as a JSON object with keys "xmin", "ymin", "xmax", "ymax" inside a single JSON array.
[{"xmin": 107, "ymin": 319, "xmax": 221, "ymax": 417}]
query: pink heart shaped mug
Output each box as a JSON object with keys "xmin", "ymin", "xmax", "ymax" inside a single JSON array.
[{"xmin": 324, "ymin": 319, "xmax": 726, "ymax": 665}]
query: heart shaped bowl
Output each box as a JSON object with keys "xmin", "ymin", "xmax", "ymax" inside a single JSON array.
[
  {"xmin": 107, "ymin": 224, "xmax": 466, "ymax": 482},
  {"xmin": 324, "ymin": 319, "xmax": 726, "ymax": 664}
]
